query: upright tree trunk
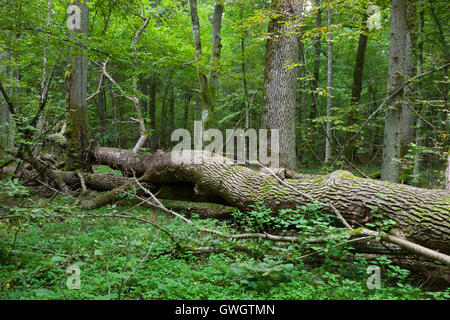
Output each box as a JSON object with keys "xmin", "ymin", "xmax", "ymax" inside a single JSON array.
[
  {"xmin": 381, "ymin": 0, "xmax": 408, "ymax": 182},
  {"xmin": 240, "ymin": 3, "xmax": 250, "ymax": 129},
  {"xmin": 168, "ymin": 85, "xmax": 175, "ymax": 146},
  {"xmin": 159, "ymin": 79, "xmax": 172, "ymax": 147},
  {"xmin": 299, "ymin": 40, "xmax": 308, "ymax": 166},
  {"xmin": 446, "ymin": 147, "xmax": 450, "ymax": 190},
  {"xmin": 0, "ymin": 51, "xmax": 12, "ymax": 150},
  {"xmin": 0, "ymin": 98, "xmax": 11, "ymax": 151},
  {"xmin": 65, "ymin": 0, "xmax": 91, "ymax": 171},
  {"xmin": 183, "ymin": 91, "xmax": 192, "ymax": 130},
  {"xmin": 131, "ymin": 15, "xmax": 151, "ymax": 154},
  {"xmin": 344, "ymin": 14, "xmax": 368, "ymax": 162},
  {"xmin": 189, "ymin": 0, "xmax": 202, "ymax": 64},
  {"xmin": 262, "ymin": 0, "xmax": 298, "ymax": 170},
  {"xmin": 208, "ymin": 2, "xmax": 224, "ymax": 108},
  {"xmin": 312, "ymin": 0, "xmax": 321, "ymax": 121},
  {"xmin": 148, "ymin": 72, "xmax": 157, "ymax": 151},
  {"xmin": 400, "ymin": 0, "xmax": 417, "ymax": 158},
  {"xmin": 325, "ymin": 2, "xmax": 333, "ymax": 164},
  {"xmin": 95, "ymin": 86, "xmax": 106, "ymax": 127},
  {"xmin": 429, "ymin": 0, "xmax": 449, "ymax": 109},
  {"xmin": 413, "ymin": 0, "xmax": 424, "ymax": 182},
  {"xmin": 188, "ymin": 0, "xmax": 224, "ymax": 117},
  {"xmin": 34, "ymin": 0, "xmax": 52, "ymax": 156}
]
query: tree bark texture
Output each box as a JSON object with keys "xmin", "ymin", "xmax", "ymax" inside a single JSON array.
[
  {"xmin": 312, "ymin": 0, "xmax": 321, "ymax": 120},
  {"xmin": 325, "ymin": 3, "xmax": 333, "ymax": 164},
  {"xmin": 65, "ymin": 0, "xmax": 91, "ymax": 171},
  {"xmin": 262, "ymin": 0, "xmax": 298, "ymax": 170},
  {"xmin": 381, "ymin": 0, "xmax": 408, "ymax": 182},
  {"xmin": 400, "ymin": 0, "xmax": 417, "ymax": 156},
  {"xmin": 208, "ymin": 2, "xmax": 224, "ymax": 106},
  {"xmin": 412, "ymin": 0, "xmax": 424, "ymax": 180},
  {"xmin": 345, "ymin": 14, "xmax": 368, "ymax": 162},
  {"xmin": 188, "ymin": 0, "xmax": 224, "ymax": 114},
  {"xmin": 82, "ymin": 147, "xmax": 450, "ymax": 255}
]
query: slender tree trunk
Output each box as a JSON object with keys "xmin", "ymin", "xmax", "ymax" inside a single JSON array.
[
  {"xmin": 188, "ymin": 0, "xmax": 224, "ymax": 126},
  {"xmin": 131, "ymin": 15, "xmax": 151, "ymax": 154},
  {"xmin": 168, "ymin": 85, "xmax": 175, "ymax": 146},
  {"xmin": 208, "ymin": 2, "xmax": 224, "ymax": 109},
  {"xmin": 240, "ymin": 3, "xmax": 250, "ymax": 129},
  {"xmin": 148, "ymin": 72, "xmax": 157, "ymax": 151},
  {"xmin": 160, "ymin": 79, "xmax": 172, "ymax": 147},
  {"xmin": 429, "ymin": 0, "xmax": 449, "ymax": 109},
  {"xmin": 95, "ymin": 86, "xmax": 106, "ymax": 127},
  {"xmin": 65, "ymin": 0, "xmax": 91, "ymax": 171},
  {"xmin": 183, "ymin": 91, "xmax": 192, "ymax": 130},
  {"xmin": 297, "ymin": 39, "xmax": 303, "ymax": 152},
  {"xmin": 0, "ymin": 51, "xmax": 12, "ymax": 150},
  {"xmin": 312, "ymin": 0, "xmax": 321, "ymax": 121},
  {"xmin": 400, "ymin": 0, "xmax": 417, "ymax": 158},
  {"xmin": 368, "ymin": 80, "xmax": 379, "ymax": 158},
  {"xmin": 345, "ymin": 14, "xmax": 368, "ymax": 162},
  {"xmin": 41, "ymin": 0, "xmax": 52, "ymax": 95},
  {"xmin": 34, "ymin": 0, "xmax": 52, "ymax": 156},
  {"xmin": 324, "ymin": 2, "xmax": 333, "ymax": 164},
  {"xmin": 139, "ymin": 78, "xmax": 148, "ymax": 122},
  {"xmin": 293, "ymin": 3, "xmax": 304, "ymax": 165},
  {"xmin": 298, "ymin": 40, "xmax": 310, "ymax": 166},
  {"xmin": 413, "ymin": 0, "xmax": 424, "ymax": 182},
  {"xmin": 262, "ymin": 0, "xmax": 298, "ymax": 170},
  {"xmin": 381, "ymin": 0, "xmax": 408, "ymax": 182},
  {"xmin": 446, "ymin": 147, "xmax": 450, "ymax": 190},
  {"xmin": 189, "ymin": 0, "xmax": 202, "ymax": 63}
]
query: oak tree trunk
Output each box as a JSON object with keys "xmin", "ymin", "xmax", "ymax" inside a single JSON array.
[
  {"xmin": 84, "ymin": 147, "xmax": 450, "ymax": 255},
  {"xmin": 262, "ymin": 0, "xmax": 298, "ymax": 170}
]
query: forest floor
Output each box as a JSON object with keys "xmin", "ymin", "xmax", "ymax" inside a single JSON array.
[{"xmin": 0, "ymin": 166, "xmax": 449, "ymax": 300}]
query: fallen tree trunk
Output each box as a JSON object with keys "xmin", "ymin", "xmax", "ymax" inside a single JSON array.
[
  {"xmin": 157, "ymin": 199, "xmax": 235, "ymax": 219},
  {"xmin": 90, "ymin": 144, "xmax": 152, "ymax": 177},
  {"xmin": 83, "ymin": 147, "xmax": 449, "ymax": 255},
  {"xmin": 13, "ymin": 145, "xmax": 450, "ymax": 256},
  {"xmin": 56, "ymin": 171, "xmax": 131, "ymax": 191}
]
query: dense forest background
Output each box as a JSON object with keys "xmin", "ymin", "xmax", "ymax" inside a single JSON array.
[
  {"xmin": 1, "ymin": 0, "xmax": 448, "ymax": 182},
  {"xmin": 0, "ymin": 0, "xmax": 449, "ymax": 301}
]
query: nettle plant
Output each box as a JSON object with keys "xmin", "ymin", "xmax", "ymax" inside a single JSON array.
[
  {"xmin": 0, "ymin": 178, "xmax": 30, "ymax": 199},
  {"xmin": 230, "ymin": 202, "xmax": 353, "ymax": 262},
  {"xmin": 231, "ymin": 202, "xmax": 340, "ymax": 237},
  {"xmin": 230, "ymin": 257, "xmax": 295, "ymax": 291}
]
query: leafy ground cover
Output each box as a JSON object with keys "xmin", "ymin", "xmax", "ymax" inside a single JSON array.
[{"xmin": 0, "ymin": 178, "xmax": 448, "ymax": 300}]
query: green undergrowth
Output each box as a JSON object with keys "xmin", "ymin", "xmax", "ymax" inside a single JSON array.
[
  {"xmin": 0, "ymin": 178, "xmax": 448, "ymax": 300},
  {"xmin": 93, "ymin": 165, "xmax": 122, "ymax": 175}
]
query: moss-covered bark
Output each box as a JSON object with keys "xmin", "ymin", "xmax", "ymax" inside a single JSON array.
[
  {"xmin": 63, "ymin": 147, "xmax": 450, "ymax": 254},
  {"xmin": 140, "ymin": 151, "xmax": 450, "ymax": 254}
]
